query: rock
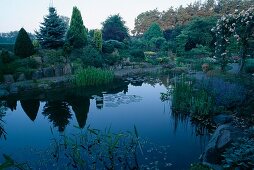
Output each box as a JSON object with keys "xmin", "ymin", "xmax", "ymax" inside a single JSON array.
[
  {"xmin": 10, "ymin": 84, "xmax": 18, "ymax": 93},
  {"xmin": 32, "ymin": 70, "xmax": 43, "ymax": 80},
  {"xmin": 17, "ymin": 73, "xmax": 26, "ymax": 82},
  {"xmin": 43, "ymin": 67, "xmax": 54, "ymax": 77},
  {"xmin": 213, "ymin": 114, "xmax": 233, "ymax": 125},
  {"xmin": 54, "ymin": 65, "xmax": 63, "ymax": 77},
  {"xmin": 32, "ymin": 56, "xmax": 42, "ymax": 64},
  {"xmin": 202, "ymin": 124, "xmax": 240, "ymax": 165},
  {"xmin": 63, "ymin": 64, "xmax": 72, "ymax": 75},
  {"xmin": 4, "ymin": 74, "xmax": 14, "ymax": 84},
  {"xmin": 0, "ymin": 89, "xmax": 9, "ymax": 97}
]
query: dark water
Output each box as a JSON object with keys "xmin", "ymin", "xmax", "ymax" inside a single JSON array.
[{"xmin": 0, "ymin": 75, "xmax": 210, "ymax": 169}]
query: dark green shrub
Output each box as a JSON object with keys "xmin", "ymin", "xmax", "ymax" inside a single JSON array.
[
  {"xmin": 0, "ymin": 44, "xmax": 14, "ymax": 52},
  {"xmin": 130, "ymin": 49, "xmax": 145, "ymax": 62},
  {"xmin": 245, "ymin": 59, "xmax": 254, "ymax": 73},
  {"xmin": 102, "ymin": 42, "xmax": 114, "ymax": 54},
  {"xmin": 105, "ymin": 40, "xmax": 125, "ymax": 49},
  {"xmin": 14, "ymin": 28, "xmax": 35, "ymax": 58},
  {"xmin": 104, "ymin": 53, "xmax": 121, "ymax": 66},
  {"xmin": 0, "ymin": 50, "xmax": 12, "ymax": 64},
  {"xmin": 81, "ymin": 45, "xmax": 103, "ymax": 67}
]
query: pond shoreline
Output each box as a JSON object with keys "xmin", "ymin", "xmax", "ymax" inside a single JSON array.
[{"xmin": 0, "ymin": 66, "xmax": 162, "ymax": 98}]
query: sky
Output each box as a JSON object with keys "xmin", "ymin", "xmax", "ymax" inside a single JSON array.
[{"xmin": 0, "ymin": 0, "xmax": 200, "ymax": 33}]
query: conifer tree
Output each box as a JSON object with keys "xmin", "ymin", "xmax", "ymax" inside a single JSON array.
[
  {"xmin": 36, "ymin": 7, "xmax": 67, "ymax": 49},
  {"xmin": 143, "ymin": 23, "xmax": 163, "ymax": 41},
  {"xmin": 93, "ymin": 29, "xmax": 102, "ymax": 51},
  {"xmin": 14, "ymin": 28, "xmax": 34, "ymax": 58},
  {"xmin": 67, "ymin": 6, "xmax": 87, "ymax": 48}
]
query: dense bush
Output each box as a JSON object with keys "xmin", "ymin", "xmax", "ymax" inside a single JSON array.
[
  {"xmin": 130, "ymin": 49, "xmax": 145, "ymax": 62},
  {"xmin": 81, "ymin": 45, "xmax": 103, "ymax": 67},
  {"xmin": 245, "ymin": 59, "xmax": 254, "ymax": 73},
  {"xmin": 0, "ymin": 43, "xmax": 14, "ymax": 52},
  {"xmin": 102, "ymin": 42, "xmax": 114, "ymax": 54},
  {"xmin": 0, "ymin": 50, "xmax": 13, "ymax": 64}
]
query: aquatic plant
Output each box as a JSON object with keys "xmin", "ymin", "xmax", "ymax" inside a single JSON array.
[
  {"xmin": 38, "ymin": 126, "xmax": 172, "ymax": 169},
  {"xmin": 190, "ymin": 163, "xmax": 213, "ymax": 170},
  {"xmin": 0, "ymin": 154, "xmax": 31, "ymax": 170},
  {"xmin": 169, "ymin": 75, "xmax": 214, "ymax": 117},
  {"xmin": 74, "ymin": 67, "xmax": 114, "ymax": 87},
  {"xmin": 0, "ymin": 101, "xmax": 7, "ymax": 139}
]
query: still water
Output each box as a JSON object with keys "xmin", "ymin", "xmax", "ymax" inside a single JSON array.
[{"xmin": 0, "ymin": 75, "xmax": 209, "ymax": 169}]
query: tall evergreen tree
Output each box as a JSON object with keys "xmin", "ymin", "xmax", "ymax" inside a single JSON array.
[
  {"xmin": 36, "ymin": 7, "xmax": 67, "ymax": 49},
  {"xmin": 93, "ymin": 29, "xmax": 102, "ymax": 51},
  {"xmin": 102, "ymin": 14, "xmax": 129, "ymax": 42},
  {"xmin": 14, "ymin": 28, "xmax": 34, "ymax": 58},
  {"xmin": 67, "ymin": 6, "xmax": 87, "ymax": 48}
]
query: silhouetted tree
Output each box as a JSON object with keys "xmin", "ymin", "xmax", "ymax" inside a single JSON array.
[{"xmin": 20, "ymin": 100, "xmax": 40, "ymax": 121}]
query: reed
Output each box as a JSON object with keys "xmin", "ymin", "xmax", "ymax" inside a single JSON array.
[{"xmin": 74, "ymin": 67, "xmax": 114, "ymax": 87}]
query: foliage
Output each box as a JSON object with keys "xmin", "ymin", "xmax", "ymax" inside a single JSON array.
[
  {"xmin": 130, "ymin": 49, "xmax": 145, "ymax": 62},
  {"xmin": 0, "ymin": 50, "xmax": 13, "ymax": 64},
  {"xmin": 80, "ymin": 45, "xmax": 103, "ymax": 67},
  {"xmin": 14, "ymin": 28, "xmax": 35, "ymax": 58},
  {"xmin": 0, "ymin": 31, "xmax": 35, "ymax": 44},
  {"xmin": 212, "ymin": 7, "xmax": 254, "ymax": 72},
  {"xmin": 105, "ymin": 40, "xmax": 125, "ymax": 49},
  {"xmin": 102, "ymin": 41, "xmax": 114, "ymax": 54},
  {"xmin": 161, "ymin": 75, "xmax": 215, "ymax": 117},
  {"xmin": 244, "ymin": 58, "xmax": 254, "ymax": 73},
  {"xmin": 222, "ymin": 137, "xmax": 254, "ymax": 169},
  {"xmin": 102, "ymin": 14, "xmax": 129, "ymax": 42},
  {"xmin": 190, "ymin": 163, "xmax": 213, "ymax": 170},
  {"xmin": 0, "ymin": 154, "xmax": 30, "ymax": 170},
  {"xmin": 93, "ymin": 29, "xmax": 102, "ymax": 51},
  {"xmin": 67, "ymin": 6, "xmax": 87, "ymax": 48},
  {"xmin": 143, "ymin": 23, "xmax": 163, "ymax": 41},
  {"xmin": 0, "ymin": 43, "xmax": 14, "ymax": 52},
  {"xmin": 36, "ymin": 7, "xmax": 67, "ymax": 49},
  {"xmin": 149, "ymin": 37, "xmax": 167, "ymax": 51},
  {"xmin": 74, "ymin": 67, "xmax": 114, "ymax": 87}
]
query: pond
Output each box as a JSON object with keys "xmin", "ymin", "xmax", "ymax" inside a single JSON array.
[{"xmin": 0, "ymin": 75, "xmax": 210, "ymax": 169}]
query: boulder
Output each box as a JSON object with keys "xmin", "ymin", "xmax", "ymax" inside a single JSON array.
[
  {"xmin": 32, "ymin": 56, "xmax": 42, "ymax": 64},
  {"xmin": 201, "ymin": 124, "xmax": 240, "ymax": 165},
  {"xmin": 0, "ymin": 89, "xmax": 9, "ymax": 97},
  {"xmin": 9, "ymin": 84, "xmax": 18, "ymax": 93},
  {"xmin": 43, "ymin": 67, "xmax": 54, "ymax": 77},
  {"xmin": 63, "ymin": 64, "xmax": 72, "ymax": 75},
  {"xmin": 17, "ymin": 73, "xmax": 26, "ymax": 82},
  {"xmin": 32, "ymin": 70, "xmax": 43, "ymax": 80},
  {"xmin": 4, "ymin": 75, "xmax": 14, "ymax": 84},
  {"xmin": 54, "ymin": 65, "xmax": 63, "ymax": 77},
  {"xmin": 213, "ymin": 114, "xmax": 233, "ymax": 126}
]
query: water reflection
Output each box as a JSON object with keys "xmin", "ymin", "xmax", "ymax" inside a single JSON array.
[
  {"xmin": 0, "ymin": 101, "xmax": 6, "ymax": 139},
  {"xmin": 42, "ymin": 101, "xmax": 72, "ymax": 132},
  {"xmin": 6, "ymin": 98, "xmax": 17, "ymax": 111},
  {"xmin": 20, "ymin": 100, "xmax": 40, "ymax": 121},
  {"xmin": 68, "ymin": 97, "xmax": 90, "ymax": 128}
]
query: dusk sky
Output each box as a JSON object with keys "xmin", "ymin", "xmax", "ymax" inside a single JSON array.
[{"xmin": 1, "ymin": 0, "xmax": 199, "ymax": 33}]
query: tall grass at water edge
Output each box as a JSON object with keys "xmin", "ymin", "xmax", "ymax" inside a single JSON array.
[
  {"xmin": 74, "ymin": 67, "xmax": 114, "ymax": 87},
  {"xmin": 171, "ymin": 75, "xmax": 215, "ymax": 117}
]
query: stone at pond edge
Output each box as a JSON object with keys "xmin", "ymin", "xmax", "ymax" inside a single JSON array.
[
  {"xmin": 54, "ymin": 65, "xmax": 63, "ymax": 77},
  {"xmin": 63, "ymin": 64, "xmax": 72, "ymax": 75},
  {"xmin": 0, "ymin": 89, "xmax": 9, "ymax": 97},
  {"xmin": 32, "ymin": 70, "xmax": 43, "ymax": 80},
  {"xmin": 43, "ymin": 67, "xmax": 55, "ymax": 77},
  {"xmin": 201, "ymin": 124, "xmax": 233, "ymax": 164},
  {"xmin": 17, "ymin": 73, "xmax": 26, "ymax": 82},
  {"xmin": 10, "ymin": 84, "xmax": 18, "ymax": 93},
  {"xmin": 213, "ymin": 114, "xmax": 233, "ymax": 126},
  {"xmin": 4, "ymin": 74, "xmax": 14, "ymax": 84}
]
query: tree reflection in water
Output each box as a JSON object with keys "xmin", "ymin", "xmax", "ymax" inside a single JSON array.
[
  {"xmin": 20, "ymin": 100, "xmax": 40, "ymax": 121},
  {"xmin": 42, "ymin": 101, "xmax": 72, "ymax": 132},
  {"xmin": 68, "ymin": 97, "xmax": 90, "ymax": 129}
]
